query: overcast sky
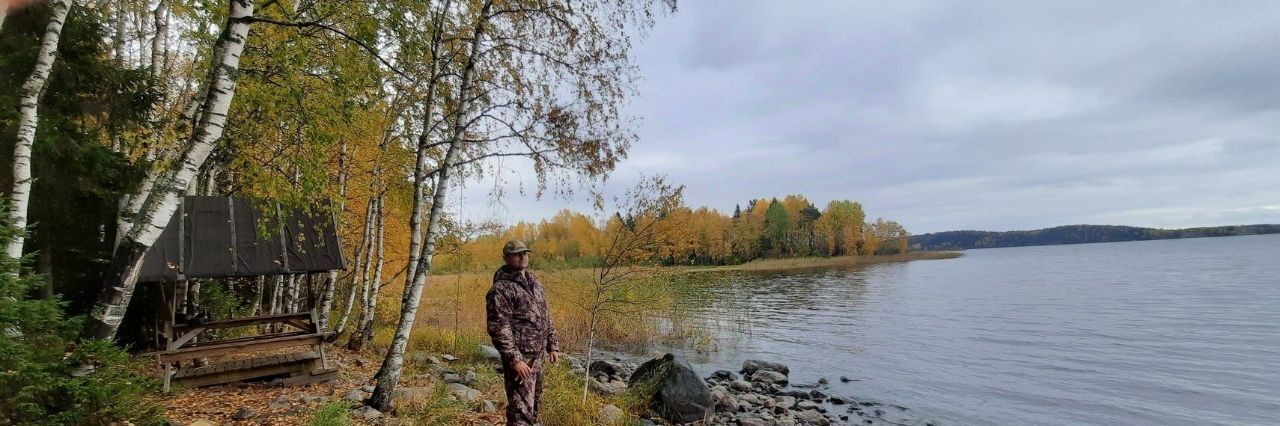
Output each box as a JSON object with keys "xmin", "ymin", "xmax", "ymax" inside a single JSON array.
[{"xmin": 458, "ymin": 0, "xmax": 1280, "ymax": 234}]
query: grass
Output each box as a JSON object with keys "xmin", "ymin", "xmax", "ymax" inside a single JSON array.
[{"xmin": 308, "ymin": 402, "xmax": 354, "ymax": 426}]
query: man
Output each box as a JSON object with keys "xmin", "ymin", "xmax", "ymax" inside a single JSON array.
[{"xmin": 486, "ymin": 240, "xmax": 561, "ymax": 426}]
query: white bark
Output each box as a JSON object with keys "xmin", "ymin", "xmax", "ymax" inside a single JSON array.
[
  {"xmin": 335, "ymin": 198, "xmax": 375, "ymax": 335},
  {"xmin": 351, "ymin": 196, "xmax": 385, "ymax": 350},
  {"xmin": 7, "ymin": 0, "xmax": 74, "ymax": 261},
  {"xmin": 316, "ymin": 141, "xmax": 349, "ymax": 330},
  {"xmin": 370, "ymin": 1, "xmax": 490, "ymax": 408},
  {"xmin": 84, "ymin": 0, "xmax": 256, "ymax": 340}
]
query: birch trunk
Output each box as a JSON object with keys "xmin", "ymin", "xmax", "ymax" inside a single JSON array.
[
  {"xmin": 83, "ymin": 0, "xmax": 256, "ymax": 340},
  {"xmin": 369, "ymin": 2, "xmax": 490, "ymax": 408},
  {"xmin": 403, "ymin": 0, "xmax": 452, "ymax": 285},
  {"xmin": 316, "ymin": 141, "xmax": 349, "ymax": 330},
  {"xmin": 7, "ymin": 0, "xmax": 74, "ymax": 261},
  {"xmin": 351, "ymin": 196, "xmax": 385, "ymax": 351},
  {"xmin": 335, "ymin": 198, "xmax": 375, "ymax": 335}
]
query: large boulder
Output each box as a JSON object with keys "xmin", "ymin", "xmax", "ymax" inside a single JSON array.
[
  {"xmin": 741, "ymin": 359, "xmax": 790, "ymax": 376},
  {"xmin": 628, "ymin": 354, "xmax": 714, "ymax": 424}
]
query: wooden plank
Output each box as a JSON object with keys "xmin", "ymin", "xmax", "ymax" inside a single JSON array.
[
  {"xmin": 153, "ymin": 332, "xmax": 333, "ymax": 363},
  {"xmin": 171, "ymin": 312, "xmax": 313, "ymax": 334},
  {"xmin": 174, "ymin": 330, "xmax": 309, "ymax": 350}
]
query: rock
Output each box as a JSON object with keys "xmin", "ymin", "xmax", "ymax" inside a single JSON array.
[
  {"xmin": 479, "ymin": 400, "xmax": 497, "ymax": 413},
  {"xmin": 778, "ymin": 390, "xmax": 811, "ymax": 400},
  {"xmin": 589, "ymin": 378, "xmax": 628, "ymax": 395},
  {"xmin": 267, "ymin": 395, "xmax": 290, "ymax": 410},
  {"xmin": 741, "ymin": 359, "xmax": 790, "ymax": 377},
  {"xmin": 828, "ymin": 396, "xmax": 847, "ymax": 405},
  {"xmin": 301, "ymin": 395, "xmax": 329, "ymax": 404},
  {"xmin": 796, "ymin": 400, "xmax": 821, "ymax": 411},
  {"xmin": 775, "ymin": 396, "xmax": 797, "ymax": 410},
  {"xmin": 818, "ymin": 377, "xmax": 828, "ymax": 385},
  {"xmin": 794, "ymin": 409, "xmax": 830, "ymax": 426},
  {"xmin": 729, "ymin": 379, "xmax": 753, "ymax": 392},
  {"xmin": 714, "ymin": 392, "xmax": 737, "ymax": 412},
  {"xmin": 809, "ymin": 389, "xmax": 827, "ymax": 400},
  {"xmin": 188, "ymin": 420, "xmax": 216, "ymax": 426},
  {"xmin": 598, "ymin": 404, "xmax": 625, "ymax": 424},
  {"xmin": 712, "ymin": 370, "xmax": 738, "ymax": 381},
  {"xmin": 478, "ymin": 344, "xmax": 502, "ymax": 360},
  {"xmin": 352, "ymin": 405, "xmax": 382, "ymax": 421},
  {"xmin": 360, "ymin": 385, "xmax": 375, "ymax": 393},
  {"xmin": 166, "ymin": 420, "xmax": 184, "ymax": 426},
  {"xmin": 638, "ymin": 420, "xmax": 657, "ymax": 426},
  {"xmin": 441, "ymin": 354, "xmax": 458, "ymax": 362},
  {"xmin": 463, "ymin": 371, "xmax": 478, "ymax": 385},
  {"xmin": 589, "ymin": 360, "xmax": 623, "ymax": 376},
  {"xmin": 840, "ymin": 376, "xmax": 851, "ymax": 383},
  {"xmin": 355, "ymin": 358, "xmax": 371, "ymax": 367},
  {"xmin": 343, "ymin": 389, "xmax": 365, "ymax": 402},
  {"xmin": 442, "ymin": 373, "xmax": 462, "ymax": 383},
  {"xmin": 447, "ymin": 383, "xmax": 481, "ymax": 404},
  {"xmin": 392, "ymin": 387, "xmax": 433, "ymax": 405},
  {"xmin": 231, "ymin": 408, "xmax": 256, "ymax": 420},
  {"xmin": 628, "ymin": 353, "xmax": 714, "ymax": 424},
  {"xmin": 750, "ymin": 370, "xmax": 788, "ymax": 386},
  {"xmin": 737, "ymin": 414, "xmax": 768, "ymax": 426}
]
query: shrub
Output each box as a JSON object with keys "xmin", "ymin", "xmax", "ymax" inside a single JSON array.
[{"xmin": 0, "ymin": 218, "xmax": 163, "ymax": 425}]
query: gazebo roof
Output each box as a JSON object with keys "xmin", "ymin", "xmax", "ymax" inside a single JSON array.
[{"xmin": 137, "ymin": 196, "xmax": 346, "ymax": 282}]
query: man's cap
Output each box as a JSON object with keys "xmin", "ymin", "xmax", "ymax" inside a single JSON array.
[{"xmin": 503, "ymin": 240, "xmax": 532, "ymax": 255}]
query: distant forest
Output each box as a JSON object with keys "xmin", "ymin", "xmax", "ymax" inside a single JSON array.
[{"xmin": 909, "ymin": 224, "xmax": 1280, "ymax": 251}]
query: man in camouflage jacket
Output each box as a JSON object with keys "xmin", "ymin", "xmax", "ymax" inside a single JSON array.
[{"xmin": 487, "ymin": 240, "xmax": 561, "ymax": 425}]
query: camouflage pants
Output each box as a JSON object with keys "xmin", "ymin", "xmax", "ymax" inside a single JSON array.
[{"xmin": 502, "ymin": 355, "xmax": 545, "ymax": 426}]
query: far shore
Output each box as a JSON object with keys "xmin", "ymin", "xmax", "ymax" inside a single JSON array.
[{"xmin": 680, "ymin": 251, "xmax": 963, "ymax": 273}]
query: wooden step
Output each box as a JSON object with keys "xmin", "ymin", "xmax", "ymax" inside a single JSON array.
[{"xmin": 172, "ymin": 351, "xmax": 320, "ymax": 388}]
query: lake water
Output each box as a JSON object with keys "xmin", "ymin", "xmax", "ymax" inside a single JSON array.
[{"xmin": 669, "ymin": 234, "xmax": 1280, "ymax": 425}]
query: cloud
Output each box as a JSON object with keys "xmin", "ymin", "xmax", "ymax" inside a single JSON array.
[{"xmin": 460, "ymin": 0, "xmax": 1280, "ymax": 233}]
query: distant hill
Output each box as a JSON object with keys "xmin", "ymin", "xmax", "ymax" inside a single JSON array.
[{"xmin": 909, "ymin": 224, "xmax": 1280, "ymax": 251}]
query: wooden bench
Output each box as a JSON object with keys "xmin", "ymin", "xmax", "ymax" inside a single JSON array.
[{"xmin": 147, "ymin": 310, "xmax": 335, "ymax": 391}]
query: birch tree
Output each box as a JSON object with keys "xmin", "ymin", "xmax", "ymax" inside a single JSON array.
[
  {"xmin": 367, "ymin": 0, "xmax": 671, "ymax": 410},
  {"xmin": 7, "ymin": 0, "xmax": 74, "ymax": 262},
  {"xmin": 83, "ymin": 0, "xmax": 257, "ymax": 340}
]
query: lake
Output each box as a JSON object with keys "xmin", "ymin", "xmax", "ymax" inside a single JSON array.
[{"xmin": 667, "ymin": 234, "xmax": 1280, "ymax": 425}]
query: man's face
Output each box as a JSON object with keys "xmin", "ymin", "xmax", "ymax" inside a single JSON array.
[{"xmin": 504, "ymin": 252, "xmax": 529, "ymax": 270}]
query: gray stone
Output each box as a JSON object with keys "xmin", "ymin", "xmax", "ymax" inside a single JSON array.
[
  {"xmin": 776, "ymin": 396, "xmax": 797, "ymax": 410},
  {"xmin": 590, "ymin": 360, "xmax": 624, "ymax": 376},
  {"xmin": 188, "ymin": 420, "xmax": 216, "ymax": 426},
  {"xmin": 828, "ymin": 396, "xmax": 846, "ymax": 405},
  {"xmin": 441, "ymin": 354, "xmax": 458, "ymax": 362},
  {"xmin": 737, "ymin": 414, "xmax": 768, "ymax": 426},
  {"xmin": 447, "ymin": 383, "xmax": 481, "ymax": 404},
  {"xmin": 231, "ymin": 408, "xmax": 256, "ymax": 420},
  {"xmin": 352, "ymin": 405, "xmax": 382, "ymax": 421},
  {"xmin": 301, "ymin": 395, "xmax": 329, "ymax": 404},
  {"xmin": 479, "ymin": 400, "xmax": 497, "ymax": 413},
  {"xmin": 730, "ymin": 379, "xmax": 753, "ymax": 392},
  {"xmin": 598, "ymin": 404, "xmax": 625, "ymax": 424},
  {"xmin": 840, "ymin": 376, "xmax": 851, "ymax": 383},
  {"xmin": 478, "ymin": 344, "xmax": 502, "ymax": 360},
  {"xmin": 343, "ymin": 389, "xmax": 365, "ymax": 402},
  {"xmin": 360, "ymin": 385, "xmax": 375, "ymax": 393},
  {"xmin": 793, "ymin": 409, "xmax": 830, "ymax": 425},
  {"xmin": 796, "ymin": 400, "xmax": 821, "ymax": 411},
  {"xmin": 714, "ymin": 392, "xmax": 737, "ymax": 412},
  {"xmin": 712, "ymin": 370, "xmax": 739, "ymax": 382},
  {"xmin": 442, "ymin": 373, "xmax": 462, "ymax": 383},
  {"xmin": 628, "ymin": 354, "xmax": 714, "ymax": 424},
  {"xmin": 818, "ymin": 377, "xmax": 828, "ymax": 385},
  {"xmin": 741, "ymin": 359, "xmax": 790, "ymax": 377},
  {"xmin": 589, "ymin": 378, "xmax": 628, "ymax": 395},
  {"xmin": 750, "ymin": 370, "xmax": 788, "ymax": 386},
  {"xmin": 463, "ymin": 371, "xmax": 478, "ymax": 385}
]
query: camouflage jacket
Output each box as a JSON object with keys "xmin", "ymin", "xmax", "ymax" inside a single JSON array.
[{"xmin": 486, "ymin": 266, "xmax": 560, "ymax": 366}]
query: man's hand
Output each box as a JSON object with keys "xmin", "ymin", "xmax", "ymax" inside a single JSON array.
[
  {"xmin": 512, "ymin": 360, "xmax": 532, "ymax": 382},
  {"xmin": 548, "ymin": 351, "xmax": 561, "ymax": 364}
]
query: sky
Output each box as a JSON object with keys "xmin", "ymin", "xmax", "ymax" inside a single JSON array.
[{"xmin": 458, "ymin": 0, "xmax": 1280, "ymax": 234}]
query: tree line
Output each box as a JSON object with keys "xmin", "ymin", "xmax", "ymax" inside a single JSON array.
[{"xmin": 436, "ymin": 194, "xmax": 911, "ymax": 272}]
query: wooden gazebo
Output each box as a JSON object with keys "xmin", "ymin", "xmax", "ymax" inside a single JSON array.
[{"xmin": 138, "ymin": 196, "xmax": 346, "ymax": 390}]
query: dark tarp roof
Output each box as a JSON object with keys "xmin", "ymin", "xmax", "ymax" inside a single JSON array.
[{"xmin": 137, "ymin": 197, "xmax": 346, "ymax": 283}]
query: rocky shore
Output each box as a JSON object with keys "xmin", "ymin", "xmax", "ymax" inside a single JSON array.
[{"xmin": 568, "ymin": 351, "xmax": 933, "ymax": 426}]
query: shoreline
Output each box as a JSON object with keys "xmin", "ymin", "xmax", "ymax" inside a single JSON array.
[{"xmin": 680, "ymin": 251, "xmax": 962, "ymax": 273}]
